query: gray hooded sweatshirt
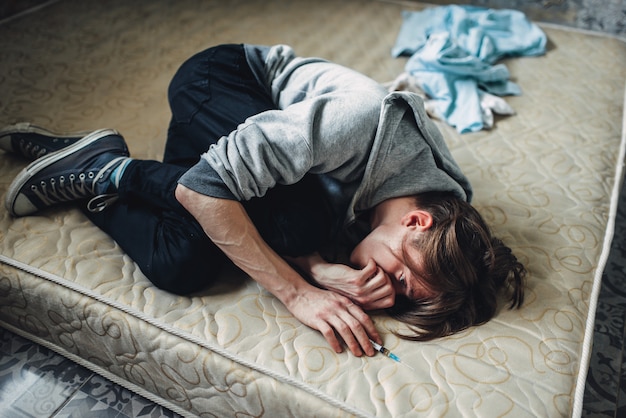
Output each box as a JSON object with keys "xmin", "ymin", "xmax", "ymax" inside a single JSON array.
[{"xmin": 178, "ymin": 44, "xmax": 472, "ymax": 231}]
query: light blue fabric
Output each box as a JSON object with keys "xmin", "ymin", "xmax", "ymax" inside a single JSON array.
[{"xmin": 392, "ymin": 5, "xmax": 546, "ymax": 133}]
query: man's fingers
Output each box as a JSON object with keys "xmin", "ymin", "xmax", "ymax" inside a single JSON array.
[
  {"xmin": 334, "ymin": 317, "xmax": 364, "ymax": 357},
  {"xmin": 337, "ymin": 304, "xmax": 378, "ymax": 356},
  {"xmin": 306, "ymin": 291, "xmax": 380, "ymax": 357},
  {"xmin": 318, "ymin": 323, "xmax": 344, "ymax": 354},
  {"xmin": 348, "ymin": 303, "xmax": 381, "ymax": 347},
  {"xmin": 362, "ymin": 259, "xmax": 378, "ymax": 278},
  {"xmin": 353, "ymin": 266, "xmax": 396, "ymax": 310},
  {"xmin": 347, "ymin": 306, "xmax": 378, "ymax": 356},
  {"xmin": 362, "ymin": 285, "xmax": 396, "ymax": 310},
  {"xmin": 318, "ymin": 314, "xmax": 365, "ymax": 356}
]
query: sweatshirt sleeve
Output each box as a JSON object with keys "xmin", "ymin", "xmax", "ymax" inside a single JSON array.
[
  {"xmin": 177, "ymin": 158, "xmax": 237, "ymax": 200},
  {"xmin": 177, "ymin": 88, "xmax": 383, "ymax": 201}
]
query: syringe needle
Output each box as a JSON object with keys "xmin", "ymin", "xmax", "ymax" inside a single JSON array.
[{"xmin": 370, "ymin": 340, "xmax": 415, "ymax": 371}]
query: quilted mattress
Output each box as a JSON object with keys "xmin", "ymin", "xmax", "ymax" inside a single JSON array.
[{"xmin": 1, "ymin": 0, "xmax": 625, "ymax": 417}]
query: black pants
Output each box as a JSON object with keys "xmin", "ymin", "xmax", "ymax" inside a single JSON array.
[{"xmin": 85, "ymin": 44, "xmax": 331, "ymax": 294}]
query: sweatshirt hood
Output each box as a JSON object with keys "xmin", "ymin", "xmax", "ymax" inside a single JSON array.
[{"xmin": 348, "ymin": 91, "xmax": 472, "ymax": 223}]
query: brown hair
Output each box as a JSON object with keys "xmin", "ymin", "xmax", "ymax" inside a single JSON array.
[{"xmin": 388, "ymin": 191, "xmax": 526, "ymax": 341}]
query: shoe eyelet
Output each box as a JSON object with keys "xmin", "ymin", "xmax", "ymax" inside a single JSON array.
[
  {"xmin": 88, "ymin": 172, "xmax": 95, "ymax": 179},
  {"xmin": 79, "ymin": 173, "xmax": 86, "ymax": 180},
  {"xmin": 30, "ymin": 185, "xmax": 37, "ymax": 191}
]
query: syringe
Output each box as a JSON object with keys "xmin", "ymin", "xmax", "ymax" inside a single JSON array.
[{"xmin": 370, "ymin": 339, "xmax": 415, "ymax": 371}]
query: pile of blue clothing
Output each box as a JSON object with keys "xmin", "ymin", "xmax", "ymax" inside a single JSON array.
[{"xmin": 392, "ymin": 5, "xmax": 547, "ymax": 133}]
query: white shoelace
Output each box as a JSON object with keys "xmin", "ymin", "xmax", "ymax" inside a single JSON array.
[
  {"xmin": 17, "ymin": 139, "xmax": 47, "ymax": 159},
  {"xmin": 29, "ymin": 156, "xmax": 127, "ymax": 213}
]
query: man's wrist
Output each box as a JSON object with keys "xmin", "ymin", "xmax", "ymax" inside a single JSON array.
[
  {"xmin": 291, "ymin": 253, "xmax": 328, "ymax": 279},
  {"xmin": 274, "ymin": 276, "xmax": 317, "ymax": 308}
]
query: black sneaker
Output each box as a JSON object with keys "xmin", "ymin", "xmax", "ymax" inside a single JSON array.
[
  {"xmin": 5, "ymin": 129, "xmax": 130, "ymax": 217},
  {"xmin": 0, "ymin": 123, "xmax": 92, "ymax": 160}
]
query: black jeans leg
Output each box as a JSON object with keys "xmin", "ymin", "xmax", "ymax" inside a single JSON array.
[
  {"xmin": 164, "ymin": 43, "xmax": 276, "ymax": 167},
  {"xmin": 84, "ymin": 160, "xmax": 228, "ymax": 294}
]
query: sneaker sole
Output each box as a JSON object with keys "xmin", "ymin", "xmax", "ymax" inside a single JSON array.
[
  {"xmin": 0, "ymin": 122, "xmax": 93, "ymax": 138},
  {"xmin": 5, "ymin": 128, "xmax": 125, "ymax": 216},
  {"xmin": 0, "ymin": 123, "xmax": 93, "ymax": 155}
]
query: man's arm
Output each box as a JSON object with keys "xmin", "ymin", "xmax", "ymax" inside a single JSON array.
[{"xmin": 175, "ymin": 184, "xmax": 381, "ymax": 357}]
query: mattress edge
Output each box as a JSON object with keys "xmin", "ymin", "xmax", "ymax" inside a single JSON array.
[{"xmin": 571, "ymin": 81, "xmax": 626, "ymax": 418}]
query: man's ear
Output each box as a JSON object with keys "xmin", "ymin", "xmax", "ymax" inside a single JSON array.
[{"xmin": 402, "ymin": 210, "xmax": 433, "ymax": 231}]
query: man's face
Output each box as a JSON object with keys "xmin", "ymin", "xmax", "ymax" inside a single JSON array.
[{"xmin": 350, "ymin": 223, "xmax": 431, "ymax": 302}]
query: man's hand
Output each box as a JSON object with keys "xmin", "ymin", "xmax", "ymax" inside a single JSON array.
[
  {"xmin": 175, "ymin": 184, "xmax": 381, "ymax": 356},
  {"xmin": 288, "ymin": 254, "xmax": 396, "ymax": 310},
  {"xmin": 285, "ymin": 286, "xmax": 381, "ymax": 356}
]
